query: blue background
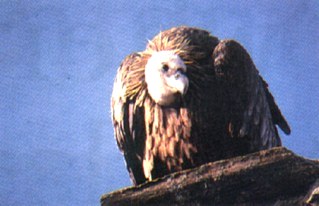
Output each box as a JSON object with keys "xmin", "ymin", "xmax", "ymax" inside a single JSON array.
[{"xmin": 1, "ymin": 1, "xmax": 318, "ymax": 205}]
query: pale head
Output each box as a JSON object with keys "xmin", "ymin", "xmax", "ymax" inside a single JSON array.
[{"xmin": 145, "ymin": 51, "xmax": 189, "ymax": 106}]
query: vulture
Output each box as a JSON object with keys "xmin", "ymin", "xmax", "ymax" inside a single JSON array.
[{"xmin": 111, "ymin": 26, "xmax": 291, "ymax": 185}]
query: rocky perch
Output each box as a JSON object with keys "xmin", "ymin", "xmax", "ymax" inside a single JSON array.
[{"xmin": 101, "ymin": 147, "xmax": 319, "ymax": 205}]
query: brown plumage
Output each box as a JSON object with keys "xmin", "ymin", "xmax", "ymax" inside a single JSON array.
[{"xmin": 111, "ymin": 26, "xmax": 291, "ymax": 185}]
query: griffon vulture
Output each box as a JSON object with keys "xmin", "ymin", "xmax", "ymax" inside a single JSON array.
[{"xmin": 111, "ymin": 26, "xmax": 291, "ymax": 185}]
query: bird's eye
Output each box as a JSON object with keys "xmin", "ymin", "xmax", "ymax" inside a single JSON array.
[{"xmin": 162, "ymin": 64, "xmax": 169, "ymax": 72}]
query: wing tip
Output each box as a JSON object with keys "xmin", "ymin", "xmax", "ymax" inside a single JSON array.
[{"xmin": 278, "ymin": 121, "xmax": 291, "ymax": 135}]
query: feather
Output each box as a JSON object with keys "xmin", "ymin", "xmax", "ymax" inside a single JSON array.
[{"xmin": 111, "ymin": 26, "xmax": 290, "ymax": 185}]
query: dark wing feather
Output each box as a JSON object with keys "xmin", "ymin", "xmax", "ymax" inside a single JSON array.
[
  {"xmin": 111, "ymin": 53, "xmax": 147, "ymax": 185},
  {"xmin": 213, "ymin": 40, "xmax": 290, "ymax": 151},
  {"xmin": 261, "ymin": 78, "xmax": 291, "ymax": 135}
]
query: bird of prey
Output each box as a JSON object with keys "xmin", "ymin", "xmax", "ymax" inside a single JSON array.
[{"xmin": 111, "ymin": 26, "xmax": 291, "ymax": 185}]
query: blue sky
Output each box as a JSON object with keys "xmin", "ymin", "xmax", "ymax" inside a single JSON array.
[{"xmin": 0, "ymin": 1, "xmax": 318, "ymax": 205}]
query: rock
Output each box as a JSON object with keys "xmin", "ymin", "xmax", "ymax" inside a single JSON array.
[{"xmin": 101, "ymin": 147, "xmax": 319, "ymax": 206}]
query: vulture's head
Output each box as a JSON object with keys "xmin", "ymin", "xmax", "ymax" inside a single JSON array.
[{"xmin": 145, "ymin": 51, "xmax": 189, "ymax": 106}]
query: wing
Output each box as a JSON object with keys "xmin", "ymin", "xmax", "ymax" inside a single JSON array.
[
  {"xmin": 212, "ymin": 40, "xmax": 290, "ymax": 151},
  {"xmin": 111, "ymin": 53, "xmax": 148, "ymax": 185}
]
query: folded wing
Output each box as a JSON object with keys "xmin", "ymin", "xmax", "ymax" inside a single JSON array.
[{"xmin": 213, "ymin": 40, "xmax": 290, "ymax": 151}]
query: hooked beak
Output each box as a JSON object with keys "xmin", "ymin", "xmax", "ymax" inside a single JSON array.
[{"xmin": 166, "ymin": 70, "xmax": 189, "ymax": 96}]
